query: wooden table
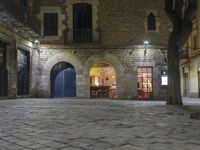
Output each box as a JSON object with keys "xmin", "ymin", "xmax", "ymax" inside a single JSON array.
[{"xmin": 90, "ymin": 86, "xmax": 110, "ymax": 98}]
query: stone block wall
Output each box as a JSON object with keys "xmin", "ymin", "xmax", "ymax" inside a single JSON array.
[
  {"xmin": 32, "ymin": 0, "xmax": 170, "ymax": 99},
  {"xmin": 33, "ymin": 46, "xmax": 167, "ymax": 99},
  {"xmin": 0, "ymin": 26, "xmax": 34, "ymax": 99},
  {"xmin": 34, "ymin": 0, "xmax": 170, "ymax": 46}
]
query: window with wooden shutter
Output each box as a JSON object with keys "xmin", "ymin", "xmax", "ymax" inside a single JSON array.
[
  {"xmin": 73, "ymin": 3, "xmax": 92, "ymax": 43},
  {"xmin": 44, "ymin": 13, "xmax": 58, "ymax": 36}
]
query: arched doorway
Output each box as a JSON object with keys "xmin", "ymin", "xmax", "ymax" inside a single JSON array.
[
  {"xmin": 90, "ymin": 61, "xmax": 117, "ymax": 99},
  {"xmin": 51, "ymin": 62, "xmax": 76, "ymax": 98}
]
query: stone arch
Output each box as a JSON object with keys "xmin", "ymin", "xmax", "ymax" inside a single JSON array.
[
  {"xmin": 43, "ymin": 52, "xmax": 82, "ymax": 75},
  {"xmin": 40, "ymin": 52, "xmax": 83, "ymax": 97},
  {"xmin": 83, "ymin": 53, "xmax": 125, "ymax": 99},
  {"xmin": 84, "ymin": 53, "xmax": 124, "ymax": 75}
]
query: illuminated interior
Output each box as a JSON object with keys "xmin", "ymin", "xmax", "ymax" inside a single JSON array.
[
  {"xmin": 137, "ymin": 67, "xmax": 153, "ymax": 100},
  {"xmin": 90, "ymin": 62, "xmax": 117, "ymax": 99}
]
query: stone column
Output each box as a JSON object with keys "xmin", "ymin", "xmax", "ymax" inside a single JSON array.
[
  {"xmin": 132, "ymin": 67, "xmax": 138, "ymax": 99},
  {"xmin": 76, "ymin": 72, "xmax": 90, "ymax": 98},
  {"xmin": 7, "ymin": 40, "xmax": 17, "ymax": 98},
  {"xmin": 115, "ymin": 74, "xmax": 126, "ymax": 99},
  {"xmin": 119, "ymin": 69, "xmax": 138, "ymax": 100},
  {"xmin": 31, "ymin": 48, "xmax": 41, "ymax": 97},
  {"xmin": 153, "ymin": 67, "xmax": 160, "ymax": 100},
  {"xmin": 81, "ymin": 73, "xmax": 91, "ymax": 99}
]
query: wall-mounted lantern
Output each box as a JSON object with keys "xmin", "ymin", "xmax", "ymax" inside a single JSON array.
[
  {"xmin": 33, "ymin": 39, "xmax": 42, "ymax": 71},
  {"xmin": 144, "ymin": 40, "xmax": 149, "ymax": 56},
  {"xmin": 33, "ymin": 39, "xmax": 41, "ymax": 53}
]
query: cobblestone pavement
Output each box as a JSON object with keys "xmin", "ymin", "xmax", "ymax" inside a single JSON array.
[{"xmin": 0, "ymin": 98, "xmax": 200, "ymax": 150}]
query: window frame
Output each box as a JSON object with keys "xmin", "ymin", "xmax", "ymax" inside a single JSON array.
[
  {"xmin": 144, "ymin": 10, "xmax": 160, "ymax": 33},
  {"xmin": 147, "ymin": 12, "xmax": 156, "ymax": 31},
  {"xmin": 65, "ymin": 0, "xmax": 99, "ymax": 43},
  {"xmin": 38, "ymin": 7, "xmax": 63, "ymax": 38},
  {"xmin": 73, "ymin": 3, "xmax": 93, "ymax": 43},
  {"xmin": 43, "ymin": 13, "xmax": 59, "ymax": 36}
]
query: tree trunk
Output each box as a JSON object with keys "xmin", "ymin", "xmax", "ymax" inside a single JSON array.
[
  {"xmin": 167, "ymin": 32, "xmax": 183, "ymax": 105},
  {"xmin": 165, "ymin": 0, "xmax": 197, "ymax": 105}
]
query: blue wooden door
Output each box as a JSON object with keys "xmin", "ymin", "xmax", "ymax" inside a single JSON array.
[{"xmin": 53, "ymin": 69, "xmax": 76, "ymax": 97}]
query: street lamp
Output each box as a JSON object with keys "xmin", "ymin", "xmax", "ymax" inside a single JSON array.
[
  {"xmin": 33, "ymin": 39, "xmax": 41, "ymax": 53},
  {"xmin": 33, "ymin": 39, "xmax": 42, "ymax": 71},
  {"xmin": 144, "ymin": 40, "xmax": 149, "ymax": 56}
]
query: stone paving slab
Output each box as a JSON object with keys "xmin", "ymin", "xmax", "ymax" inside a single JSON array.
[{"xmin": 0, "ymin": 98, "xmax": 199, "ymax": 150}]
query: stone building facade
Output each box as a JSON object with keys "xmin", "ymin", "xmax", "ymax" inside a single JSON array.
[
  {"xmin": 180, "ymin": 1, "xmax": 200, "ymax": 98},
  {"xmin": 33, "ymin": 0, "xmax": 169, "ymax": 100},
  {"xmin": 0, "ymin": 0, "xmax": 170, "ymax": 100},
  {"xmin": 0, "ymin": 0, "xmax": 40, "ymax": 99}
]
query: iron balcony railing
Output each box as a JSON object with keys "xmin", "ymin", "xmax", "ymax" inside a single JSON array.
[
  {"xmin": 64, "ymin": 29, "xmax": 100, "ymax": 44},
  {"xmin": 73, "ymin": 29, "xmax": 92, "ymax": 43},
  {"xmin": 0, "ymin": 0, "xmax": 41, "ymax": 35}
]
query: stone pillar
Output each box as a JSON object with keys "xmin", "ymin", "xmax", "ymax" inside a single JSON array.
[
  {"xmin": 115, "ymin": 73, "xmax": 137, "ymax": 100},
  {"xmin": 76, "ymin": 73, "xmax": 90, "ymax": 98},
  {"xmin": 30, "ymin": 49, "xmax": 39, "ymax": 97},
  {"xmin": 80, "ymin": 73, "xmax": 91, "ymax": 99},
  {"xmin": 153, "ymin": 67, "xmax": 160, "ymax": 100},
  {"xmin": 7, "ymin": 40, "xmax": 17, "ymax": 98},
  {"xmin": 132, "ymin": 67, "xmax": 138, "ymax": 99},
  {"xmin": 119, "ymin": 69, "xmax": 138, "ymax": 100},
  {"xmin": 115, "ymin": 74, "xmax": 126, "ymax": 99},
  {"xmin": 34, "ymin": 72, "xmax": 50, "ymax": 98}
]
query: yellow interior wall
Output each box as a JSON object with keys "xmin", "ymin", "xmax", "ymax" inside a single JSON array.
[{"xmin": 90, "ymin": 66, "xmax": 116, "ymax": 86}]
